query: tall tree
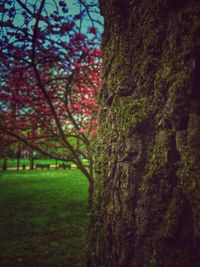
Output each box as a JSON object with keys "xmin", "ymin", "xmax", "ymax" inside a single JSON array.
[
  {"xmin": 0, "ymin": 0, "xmax": 103, "ymax": 203},
  {"xmin": 86, "ymin": 0, "xmax": 200, "ymax": 266},
  {"xmin": 0, "ymin": 131, "xmax": 16, "ymax": 170}
]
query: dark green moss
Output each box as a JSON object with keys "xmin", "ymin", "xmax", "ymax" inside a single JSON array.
[{"xmin": 111, "ymin": 96, "xmax": 148, "ymax": 136}]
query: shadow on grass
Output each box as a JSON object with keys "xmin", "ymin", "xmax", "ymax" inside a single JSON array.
[{"xmin": 0, "ymin": 170, "xmax": 89, "ymax": 267}]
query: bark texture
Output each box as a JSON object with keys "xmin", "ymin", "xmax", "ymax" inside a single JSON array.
[{"xmin": 86, "ymin": 0, "xmax": 200, "ymax": 266}]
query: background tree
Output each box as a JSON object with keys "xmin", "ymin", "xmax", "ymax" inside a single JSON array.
[
  {"xmin": 0, "ymin": 131, "xmax": 17, "ymax": 170},
  {"xmin": 86, "ymin": 0, "xmax": 200, "ymax": 266},
  {"xmin": 0, "ymin": 0, "xmax": 103, "ymax": 203}
]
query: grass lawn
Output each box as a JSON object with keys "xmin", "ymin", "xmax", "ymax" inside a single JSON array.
[
  {"xmin": 0, "ymin": 159, "xmax": 67, "ymax": 169},
  {"xmin": 0, "ymin": 170, "xmax": 89, "ymax": 267},
  {"xmin": 0, "ymin": 159, "xmax": 89, "ymax": 169}
]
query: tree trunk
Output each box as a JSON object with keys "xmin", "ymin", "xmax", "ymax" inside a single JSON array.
[
  {"xmin": 88, "ymin": 179, "xmax": 95, "ymax": 209},
  {"xmin": 16, "ymin": 144, "xmax": 21, "ymax": 170},
  {"xmin": 86, "ymin": 1, "xmax": 200, "ymax": 266},
  {"xmin": 55, "ymin": 159, "xmax": 58, "ymax": 170},
  {"xmin": 2, "ymin": 157, "xmax": 7, "ymax": 171},
  {"xmin": 29, "ymin": 149, "xmax": 34, "ymax": 170}
]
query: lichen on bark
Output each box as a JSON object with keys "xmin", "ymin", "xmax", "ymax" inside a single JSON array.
[{"xmin": 86, "ymin": 1, "xmax": 200, "ymax": 266}]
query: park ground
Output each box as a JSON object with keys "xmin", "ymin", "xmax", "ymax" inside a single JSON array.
[
  {"xmin": 0, "ymin": 159, "xmax": 89, "ymax": 170},
  {"xmin": 0, "ymin": 159, "xmax": 64, "ymax": 169},
  {"xmin": 0, "ymin": 169, "xmax": 89, "ymax": 267}
]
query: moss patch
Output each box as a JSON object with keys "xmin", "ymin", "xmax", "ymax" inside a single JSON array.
[{"xmin": 111, "ymin": 96, "xmax": 148, "ymax": 136}]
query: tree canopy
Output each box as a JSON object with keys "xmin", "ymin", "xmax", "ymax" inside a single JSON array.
[{"xmin": 0, "ymin": 0, "xmax": 103, "ymax": 198}]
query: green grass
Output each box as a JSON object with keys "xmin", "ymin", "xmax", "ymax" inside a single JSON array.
[
  {"xmin": 0, "ymin": 159, "xmax": 66, "ymax": 168},
  {"xmin": 0, "ymin": 159, "xmax": 89, "ymax": 169},
  {"xmin": 0, "ymin": 170, "xmax": 89, "ymax": 267}
]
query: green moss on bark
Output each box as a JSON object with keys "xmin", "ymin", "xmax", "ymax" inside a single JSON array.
[
  {"xmin": 111, "ymin": 96, "xmax": 148, "ymax": 135},
  {"xmin": 86, "ymin": 1, "xmax": 200, "ymax": 267}
]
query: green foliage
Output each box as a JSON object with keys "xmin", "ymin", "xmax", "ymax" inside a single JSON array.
[{"xmin": 0, "ymin": 170, "xmax": 89, "ymax": 267}]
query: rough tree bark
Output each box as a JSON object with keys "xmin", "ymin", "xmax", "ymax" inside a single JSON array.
[{"xmin": 86, "ymin": 0, "xmax": 200, "ymax": 266}]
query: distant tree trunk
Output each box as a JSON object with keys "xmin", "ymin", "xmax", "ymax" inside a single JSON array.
[
  {"xmin": 55, "ymin": 159, "xmax": 58, "ymax": 170},
  {"xmin": 86, "ymin": 1, "xmax": 200, "ymax": 266},
  {"xmin": 29, "ymin": 149, "xmax": 34, "ymax": 170},
  {"xmin": 16, "ymin": 144, "xmax": 21, "ymax": 170},
  {"xmin": 2, "ymin": 156, "xmax": 7, "ymax": 171}
]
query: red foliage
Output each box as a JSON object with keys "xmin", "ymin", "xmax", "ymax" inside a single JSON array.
[{"xmin": 0, "ymin": 0, "xmax": 102, "ymax": 170}]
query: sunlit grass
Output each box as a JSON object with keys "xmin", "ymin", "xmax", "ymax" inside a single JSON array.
[
  {"xmin": 0, "ymin": 159, "xmax": 66, "ymax": 168},
  {"xmin": 0, "ymin": 159, "xmax": 89, "ymax": 169},
  {"xmin": 0, "ymin": 170, "xmax": 89, "ymax": 267}
]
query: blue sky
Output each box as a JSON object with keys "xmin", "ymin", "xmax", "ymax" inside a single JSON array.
[{"xmin": 2, "ymin": 0, "xmax": 103, "ymax": 35}]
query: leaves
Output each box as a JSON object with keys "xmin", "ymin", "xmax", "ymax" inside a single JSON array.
[{"xmin": 0, "ymin": 0, "xmax": 103, "ymax": 172}]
